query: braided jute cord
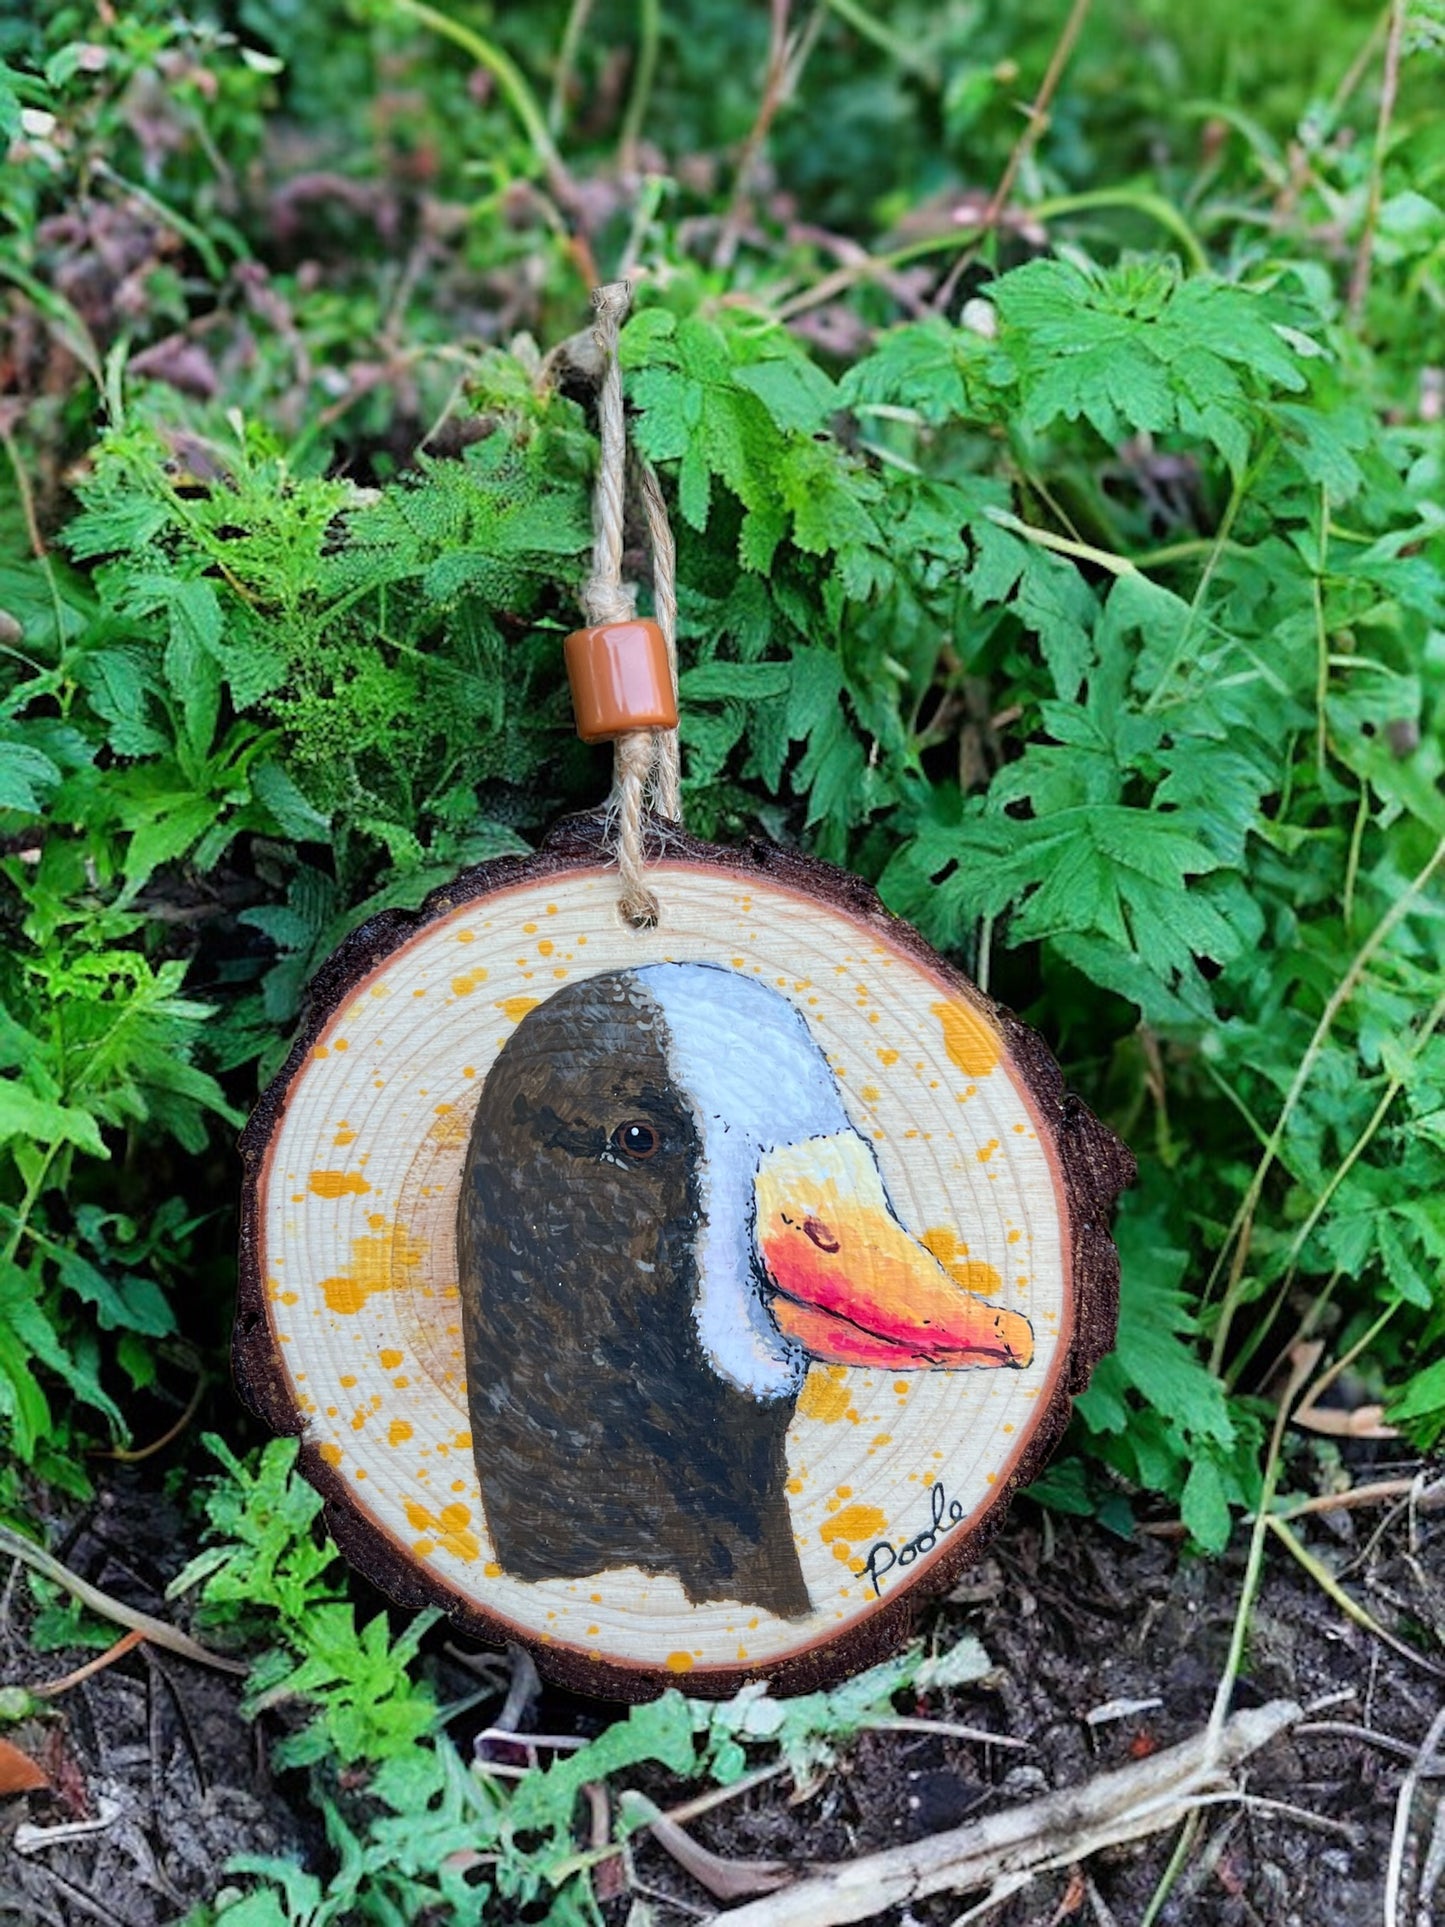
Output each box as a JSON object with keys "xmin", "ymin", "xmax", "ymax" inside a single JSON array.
[{"xmin": 579, "ymin": 281, "xmax": 681, "ymax": 926}]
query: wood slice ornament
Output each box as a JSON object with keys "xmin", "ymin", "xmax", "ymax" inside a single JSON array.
[{"xmin": 235, "ymin": 287, "xmax": 1132, "ymax": 1700}]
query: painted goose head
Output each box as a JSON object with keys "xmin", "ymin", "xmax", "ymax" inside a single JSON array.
[{"xmin": 457, "ymin": 962, "xmax": 1033, "ymax": 1620}]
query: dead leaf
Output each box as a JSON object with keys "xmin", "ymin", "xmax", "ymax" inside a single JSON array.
[{"xmin": 0, "ymin": 1736, "xmax": 49, "ymax": 1795}]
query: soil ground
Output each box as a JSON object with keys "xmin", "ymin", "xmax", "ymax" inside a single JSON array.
[{"xmin": 1, "ymin": 1453, "xmax": 1442, "ymax": 1927}]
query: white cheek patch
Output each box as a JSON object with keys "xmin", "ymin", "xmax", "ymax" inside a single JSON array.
[{"xmin": 639, "ymin": 963, "xmax": 854, "ymax": 1400}]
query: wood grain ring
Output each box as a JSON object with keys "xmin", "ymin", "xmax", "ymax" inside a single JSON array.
[{"xmin": 235, "ymin": 815, "xmax": 1132, "ymax": 1700}]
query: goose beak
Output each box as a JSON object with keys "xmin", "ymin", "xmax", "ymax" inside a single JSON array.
[{"xmin": 754, "ymin": 1132, "xmax": 1033, "ymax": 1371}]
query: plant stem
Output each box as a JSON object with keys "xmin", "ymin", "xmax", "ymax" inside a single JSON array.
[
  {"xmin": 619, "ymin": 0, "xmax": 661, "ymax": 173},
  {"xmin": 1143, "ymin": 465, "xmax": 1249, "ymax": 715},
  {"xmin": 386, "ymin": 0, "xmax": 573, "ymax": 206},
  {"xmin": 1227, "ymin": 988, "xmax": 1445, "ymax": 1391},
  {"xmin": 987, "ymin": 508, "xmax": 1139, "ymax": 577},
  {"xmin": 549, "ymin": 0, "xmax": 596, "ymax": 138},
  {"xmin": 820, "ymin": 0, "xmax": 937, "ymax": 82},
  {"xmin": 1312, "ymin": 488, "xmax": 1331, "ymax": 778},
  {"xmin": 1347, "ymin": 0, "xmax": 1407, "ymax": 325},
  {"xmin": 1204, "ymin": 1343, "xmax": 1316, "ymax": 1756},
  {"xmin": 774, "ymin": 187, "xmax": 1206, "ymax": 322},
  {"xmin": 931, "ymin": 0, "xmax": 1095, "ymax": 313},
  {"xmin": 0, "ymin": 416, "xmax": 70, "ymax": 660},
  {"xmin": 713, "ymin": 0, "xmax": 797, "ymax": 272},
  {"xmin": 1206, "ymin": 833, "xmax": 1445, "ymax": 1373},
  {"xmin": 1267, "ymin": 1515, "xmax": 1445, "ymax": 1680}
]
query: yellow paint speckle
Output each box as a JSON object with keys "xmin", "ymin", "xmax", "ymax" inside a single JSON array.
[
  {"xmin": 427, "ymin": 1106, "xmax": 468, "ymax": 1148},
  {"xmin": 380, "ymin": 1348, "xmax": 404, "ymax": 1370},
  {"xmin": 405, "ymin": 1499, "xmax": 480, "ymax": 1563},
  {"xmin": 388, "ymin": 1419, "xmax": 413, "ymax": 1446},
  {"xmin": 665, "ymin": 1652, "xmax": 695, "ymax": 1673},
  {"xmin": 456, "ymin": 930, "xmax": 475, "ymax": 943},
  {"xmin": 797, "ymin": 1366, "xmax": 852, "ymax": 1423},
  {"xmin": 319, "ymin": 1221, "xmax": 427, "ymax": 1316},
  {"xmin": 497, "ymin": 996, "xmax": 540, "ymax": 1024},
  {"xmin": 452, "ymin": 969, "xmax": 488, "ymax": 996},
  {"xmin": 319, "ymin": 1442, "xmax": 342, "ymax": 1467},
  {"xmin": 820, "ymin": 1503, "xmax": 886, "ymax": 1546},
  {"xmin": 877, "ymin": 1048, "xmax": 899, "ymax": 1067},
  {"xmin": 308, "ymin": 1169, "xmax": 370, "ymax": 1199},
  {"xmin": 920, "ymin": 1227, "xmax": 1003, "ymax": 1298},
  {"xmin": 976, "ymin": 1139, "xmax": 999, "ymax": 1164},
  {"xmin": 932, "ymin": 999, "xmax": 999, "ymax": 1078}
]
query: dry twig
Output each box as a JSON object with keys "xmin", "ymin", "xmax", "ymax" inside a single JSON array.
[
  {"xmin": 930, "ymin": 0, "xmax": 1093, "ymax": 314},
  {"xmin": 714, "ymin": 1701, "xmax": 1301, "ymax": 1927},
  {"xmin": 1385, "ymin": 1704, "xmax": 1445, "ymax": 1927},
  {"xmin": 0, "ymin": 1522, "xmax": 246, "ymax": 1676}
]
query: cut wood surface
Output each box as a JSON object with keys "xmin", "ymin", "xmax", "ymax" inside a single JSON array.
[{"xmin": 237, "ymin": 816, "xmax": 1130, "ymax": 1698}]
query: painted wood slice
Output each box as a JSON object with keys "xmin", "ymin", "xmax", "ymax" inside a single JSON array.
[{"xmin": 236, "ymin": 816, "xmax": 1131, "ymax": 1699}]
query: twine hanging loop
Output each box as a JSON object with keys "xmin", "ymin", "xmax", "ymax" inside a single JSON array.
[{"xmin": 578, "ymin": 283, "xmax": 681, "ymax": 927}]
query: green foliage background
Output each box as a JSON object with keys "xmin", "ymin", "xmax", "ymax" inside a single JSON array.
[{"xmin": 1, "ymin": 0, "xmax": 1443, "ymax": 1916}]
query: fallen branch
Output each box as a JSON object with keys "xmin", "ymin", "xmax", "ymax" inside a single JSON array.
[{"xmin": 716, "ymin": 1700, "xmax": 1302, "ymax": 1927}]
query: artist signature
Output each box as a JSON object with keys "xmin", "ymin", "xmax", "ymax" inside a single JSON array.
[{"xmin": 861, "ymin": 1478, "xmax": 965, "ymax": 1597}]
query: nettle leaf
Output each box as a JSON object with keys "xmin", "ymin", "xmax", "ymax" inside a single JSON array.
[
  {"xmin": 733, "ymin": 354, "xmax": 839, "ymax": 434},
  {"xmin": 840, "ymin": 317, "xmax": 1000, "ymax": 424},
  {"xmin": 0, "ymin": 1080, "xmax": 107, "ymax": 1158},
  {"xmin": 0, "ymin": 738, "xmax": 62, "ymax": 814},
  {"xmin": 966, "ymin": 516, "xmax": 1098, "ymax": 701},
  {"xmin": 990, "ymin": 257, "xmax": 1310, "ymax": 474},
  {"xmin": 1270, "ymin": 398, "xmax": 1371, "ymax": 500},
  {"xmin": 53, "ymin": 1245, "xmax": 175, "ymax": 1338},
  {"xmin": 1389, "ymin": 1356, "xmax": 1445, "ymax": 1447},
  {"xmin": 79, "ymin": 649, "xmax": 168, "ymax": 757},
  {"xmin": 251, "ymin": 760, "xmax": 332, "ymax": 841},
  {"xmin": 622, "ymin": 309, "xmax": 887, "ymax": 592},
  {"xmin": 1075, "ymin": 1200, "xmax": 1235, "ymax": 1518},
  {"xmin": 898, "ymin": 802, "xmax": 1229, "ymax": 989}
]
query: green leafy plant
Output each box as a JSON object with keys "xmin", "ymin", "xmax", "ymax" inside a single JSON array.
[
  {"xmin": 167, "ymin": 1437, "xmax": 996, "ymax": 1925},
  {"xmin": 1, "ymin": 0, "xmax": 1443, "ymax": 1911}
]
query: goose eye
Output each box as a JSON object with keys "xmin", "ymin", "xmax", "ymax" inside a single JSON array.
[{"xmin": 613, "ymin": 1120, "xmax": 659, "ymax": 1161}]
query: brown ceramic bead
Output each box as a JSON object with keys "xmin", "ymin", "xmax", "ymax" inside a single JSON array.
[{"xmin": 563, "ymin": 618, "xmax": 678, "ymax": 743}]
